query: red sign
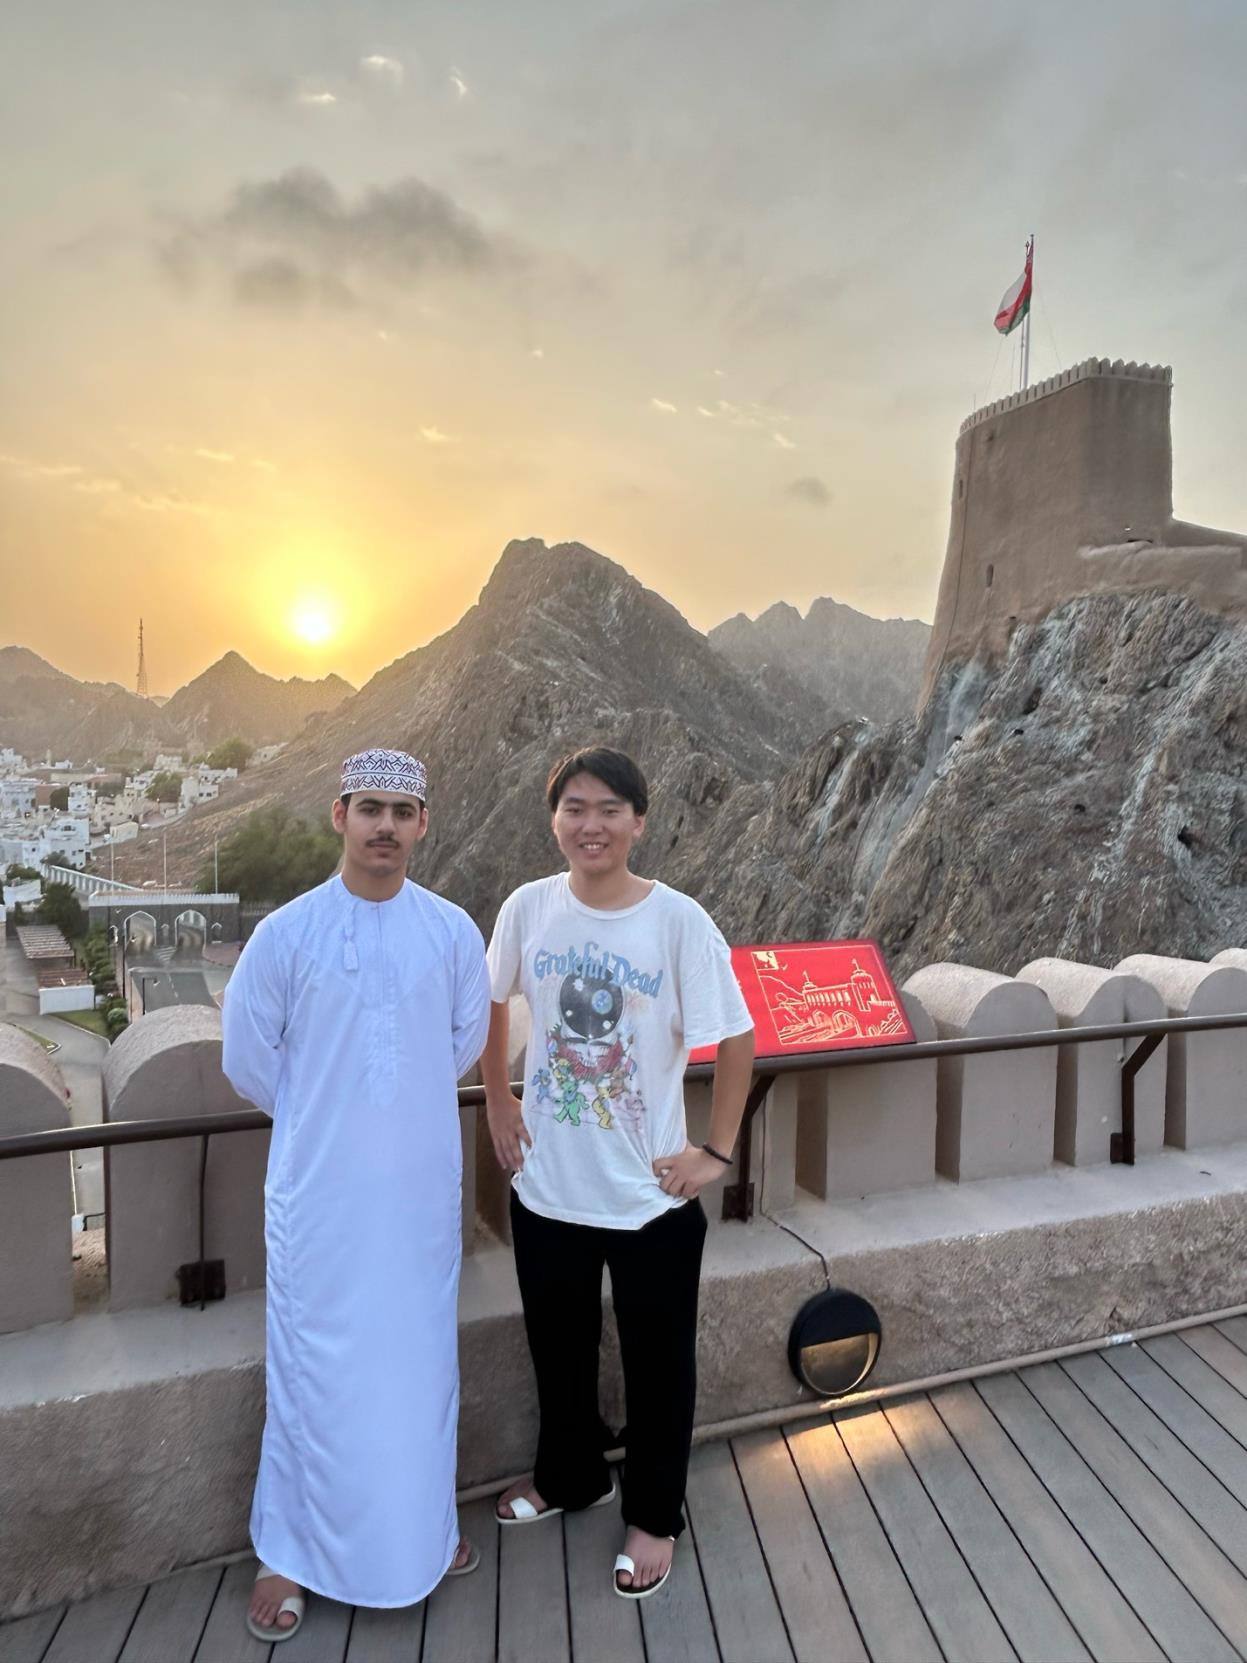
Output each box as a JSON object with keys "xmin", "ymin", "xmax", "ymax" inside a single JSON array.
[{"xmin": 689, "ymin": 939, "xmax": 914, "ymax": 1065}]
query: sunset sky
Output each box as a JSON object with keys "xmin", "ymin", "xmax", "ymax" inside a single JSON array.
[{"xmin": 3, "ymin": 0, "xmax": 1245, "ymax": 694}]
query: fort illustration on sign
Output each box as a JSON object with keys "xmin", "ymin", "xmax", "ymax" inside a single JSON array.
[{"xmin": 689, "ymin": 940, "xmax": 914, "ymax": 1064}]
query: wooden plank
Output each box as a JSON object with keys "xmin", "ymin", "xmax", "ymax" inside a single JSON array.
[
  {"xmin": 639, "ymin": 1509, "xmax": 720, "ymax": 1663},
  {"xmin": 192, "ymin": 1561, "xmax": 272, "ymax": 1663},
  {"xmin": 1217, "ymin": 1316, "xmax": 1247, "ymax": 1357},
  {"xmin": 0, "ymin": 1607, "xmax": 67, "ymax": 1663},
  {"xmin": 733, "ymin": 1430, "xmax": 867, "ymax": 1663},
  {"xmin": 118, "ymin": 1568, "xmax": 221, "ymax": 1663},
  {"xmin": 1063, "ymin": 1352, "xmax": 1247, "ymax": 1578},
  {"xmin": 1184, "ymin": 1324, "xmax": 1247, "ymax": 1398},
  {"xmin": 1022, "ymin": 1362, "xmax": 1247, "ymax": 1656},
  {"xmin": 837, "ymin": 1402, "xmax": 1016, "ymax": 1663},
  {"xmin": 1104, "ymin": 1343, "xmax": 1247, "ymax": 1504},
  {"xmin": 42, "ymin": 1586, "xmax": 145, "ymax": 1663},
  {"xmin": 931, "ymin": 1383, "xmax": 1162, "ymax": 1663},
  {"xmin": 274, "ymin": 1592, "xmax": 351, "ymax": 1663},
  {"xmin": 344, "ymin": 1603, "xmax": 424, "ymax": 1662},
  {"xmin": 883, "ymin": 1396, "xmax": 1088, "ymax": 1663},
  {"xmin": 785, "ymin": 1418, "xmax": 940, "ymax": 1663},
  {"xmin": 1143, "ymin": 1333, "xmax": 1247, "ymax": 1443},
  {"xmin": 683, "ymin": 1440, "xmax": 792, "ymax": 1663},
  {"xmin": 423, "ymin": 1499, "xmax": 499, "ymax": 1663},
  {"xmin": 976, "ymin": 1371, "xmax": 1234, "ymax": 1662},
  {"xmin": 496, "ymin": 1504, "xmax": 568, "ymax": 1663},
  {"xmin": 563, "ymin": 1476, "xmax": 644, "ymax": 1663}
]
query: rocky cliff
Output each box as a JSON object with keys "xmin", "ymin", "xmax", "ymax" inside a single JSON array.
[
  {"xmin": 710, "ymin": 597, "xmax": 930, "ymax": 725},
  {"xmin": 158, "ymin": 653, "xmax": 353, "ymax": 747},
  {"xmin": 674, "ymin": 591, "xmax": 1246, "ymax": 976},
  {"xmin": 129, "ymin": 539, "xmax": 822, "ymax": 915},
  {"xmin": 0, "ymin": 648, "xmax": 353, "ymax": 762},
  {"xmin": 0, "ymin": 652, "xmax": 165, "ymax": 760}
]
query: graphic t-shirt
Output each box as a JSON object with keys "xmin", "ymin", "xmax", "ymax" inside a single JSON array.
[{"xmin": 486, "ymin": 874, "xmax": 753, "ymax": 1229}]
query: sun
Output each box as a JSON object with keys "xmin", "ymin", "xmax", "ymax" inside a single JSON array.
[{"xmin": 291, "ymin": 600, "xmax": 336, "ymax": 645}]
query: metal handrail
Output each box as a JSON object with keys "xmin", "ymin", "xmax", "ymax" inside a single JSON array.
[
  {"xmin": 2, "ymin": 1011, "xmax": 1245, "ymax": 1166},
  {"xmin": 3, "ymin": 1006, "xmax": 1247, "ymax": 1304}
]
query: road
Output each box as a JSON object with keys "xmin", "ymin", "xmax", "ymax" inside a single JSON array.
[{"xmin": 1, "ymin": 939, "xmax": 108, "ymax": 1221}]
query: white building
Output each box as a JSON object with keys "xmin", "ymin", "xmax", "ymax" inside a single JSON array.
[
  {"xmin": 39, "ymin": 816, "xmax": 91, "ymax": 868},
  {"xmin": 154, "ymin": 753, "xmax": 184, "ymax": 772},
  {"xmin": 0, "ymin": 834, "xmax": 44, "ymax": 869},
  {"xmin": 0, "ymin": 780, "xmax": 38, "ymax": 817},
  {"xmin": 0, "ymin": 747, "xmax": 27, "ymax": 771},
  {"xmin": 68, "ymin": 783, "xmax": 94, "ymax": 815},
  {"xmin": 180, "ymin": 775, "xmax": 219, "ymax": 808}
]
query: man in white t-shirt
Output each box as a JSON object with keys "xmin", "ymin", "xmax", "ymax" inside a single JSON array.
[{"xmin": 482, "ymin": 747, "xmax": 755, "ymax": 1600}]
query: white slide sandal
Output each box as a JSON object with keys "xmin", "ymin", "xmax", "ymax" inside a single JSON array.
[
  {"xmin": 613, "ymin": 1542, "xmax": 675, "ymax": 1601},
  {"xmin": 497, "ymin": 1480, "xmax": 616, "ymax": 1526},
  {"xmin": 446, "ymin": 1539, "xmax": 481, "ymax": 1577},
  {"xmin": 245, "ymin": 1564, "xmax": 306, "ymax": 1642}
]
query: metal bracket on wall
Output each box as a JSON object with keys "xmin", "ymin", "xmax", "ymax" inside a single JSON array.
[
  {"xmin": 1112, "ymin": 1032, "xmax": 1166, "ymax": 1166},
  {"xmin": 722, "ymin": 1073, "xmax": 776, "ymax": 1222}
]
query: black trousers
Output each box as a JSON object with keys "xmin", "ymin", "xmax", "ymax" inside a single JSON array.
[{"xmin": 509, "ymin": 1190, "xmax": 707, "ymax": 1540}]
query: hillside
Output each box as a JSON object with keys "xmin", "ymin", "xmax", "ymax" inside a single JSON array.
[
  {"xmin": 673, "ymin": 591, "xmax": 1247, "ymax": 975},
  {"xmin": 709, "ymin": 597, "xmax": 931, "ymax": 724},
  {"xmin": 159, "ymin": 653, "xmax": 354, "ymax": 747},
  {"xmin": 123, "ymin": 539, "xmax": 826, "ymax": 915}
]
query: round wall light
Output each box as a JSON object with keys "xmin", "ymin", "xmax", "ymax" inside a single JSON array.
[{"xmin": 788, "ymin": 1288, "xmax": 882, "ymax": 1398}]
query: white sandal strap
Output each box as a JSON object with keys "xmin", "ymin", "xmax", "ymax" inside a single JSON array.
[
  {"xmin": 614, "ymin": 1554, "xmax": 635, "ymax": 1575},
  {"xmin": 508, "ymin": 1494, "xmax": 540, "ymax": 1520}
]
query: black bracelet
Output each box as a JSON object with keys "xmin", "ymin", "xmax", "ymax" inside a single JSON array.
[{"xmin": 702, "ymin": 1142, "xmax": 733, "ymax": 1166}]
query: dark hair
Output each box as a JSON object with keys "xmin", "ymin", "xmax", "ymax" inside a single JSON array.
[{"xmin": 546, "ymin": 748, "xmax": 648, "ymax": 815}]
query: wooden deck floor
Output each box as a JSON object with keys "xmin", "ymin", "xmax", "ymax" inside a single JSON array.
[{"xmin": 7, "ymin": 1319, "xmax": 1247, "ymax": 1663}]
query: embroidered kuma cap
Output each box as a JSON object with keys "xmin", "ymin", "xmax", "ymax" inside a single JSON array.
[{"xmin": 340, "ymin": 748, "xmax": 428, "ymax": 802}]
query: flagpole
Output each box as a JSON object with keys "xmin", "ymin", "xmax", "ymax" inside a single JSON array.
[{"xmin": 1021, "ymin": 234, "xmax": 1033, "ymax": 390}]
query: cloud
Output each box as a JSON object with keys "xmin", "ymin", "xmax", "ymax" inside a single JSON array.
[
  {"xmin": 158, "ymin": 168, "xmax": 516, "ymax": 312},
  {"xmin": 530, "ymin": 346, "xmax": 544, "ymax": 358},
  {"xmin": 785, "ymin": 475, "xmax": 831, "ymax": 507},
  {"xmin": 193, "ymin": 448, "xmax": 236, "ymax": 464},
  {"xmin": 0, "ymin": 452, "xmax": 82, "ymax": 480},
  {"xmin": 361, "ymin": 54, "xmax": 404, "ymax": 85},
  {"xmin": 449, "ymin": 70, "xmax": 470, "ymax": 99},
  {"xmin": 233, "ymin": 256, "xmax": 312, "ymax": 309},
  {"xmin": 296, "ymin": 87, "xmax": 337, "ymax": 107},
  {"xmin": 772, "ymin": 432, "xmax": 796, "ymax": 450},
  {"xmin": 650, "ymin": 398, "xmax": 678, "ymax": 414},
  {"xmin": 419, "ymin": 426, "xmax": 454, "ymax": 444},
  {"xmin": 72, "ymin": 478, "xmax": 122, "ymax": 496}
]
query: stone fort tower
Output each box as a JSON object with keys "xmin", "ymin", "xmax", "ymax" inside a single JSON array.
[{"xmin": 919, "ymin": 357, "xmax": 1247, "ymax": 707}]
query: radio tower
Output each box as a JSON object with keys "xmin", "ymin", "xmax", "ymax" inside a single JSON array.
[{"xmin": 136, "ymin": 618, "xmax": 149, "ymax": 699}]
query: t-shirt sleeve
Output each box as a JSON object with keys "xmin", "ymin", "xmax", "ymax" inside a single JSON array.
[
  {"xmin": 486, "ymin": 889, "xmax": 525, "ymax": 1003},
  {"xmin": 679, "ymin": 907, "xmax": 754, "ymax": 1051}
]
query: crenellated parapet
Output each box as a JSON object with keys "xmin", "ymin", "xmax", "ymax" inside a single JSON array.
[{"xmin": 958, "ymin": 356, "xmax": 1173, "ymax": 437}]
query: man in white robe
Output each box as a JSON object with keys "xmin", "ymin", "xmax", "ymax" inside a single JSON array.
[{"xmin": 222, "ymin": 747, "xmax": 491, "ymax": 1639}]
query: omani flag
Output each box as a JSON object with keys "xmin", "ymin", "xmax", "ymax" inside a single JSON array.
[{"xmin": 994, "ymin": 239, "xmax": 1033, "ymax": 335}]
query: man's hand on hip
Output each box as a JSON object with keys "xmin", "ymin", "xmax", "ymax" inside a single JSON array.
[{"xmin": 653, "ymin": 1144, "xmax": 727, "ymax": 1199}]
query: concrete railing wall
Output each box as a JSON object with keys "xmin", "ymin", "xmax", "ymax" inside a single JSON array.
[{"xmin": 1, "ymin": 948, "xmax": 1246, "ymax": 1333}]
